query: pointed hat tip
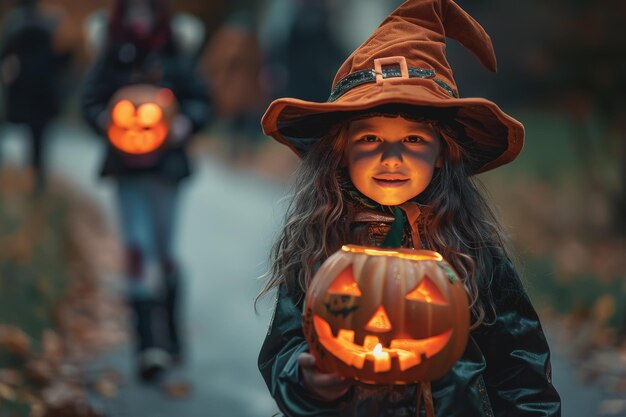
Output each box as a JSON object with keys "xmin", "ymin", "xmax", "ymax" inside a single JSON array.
[{"xmin": 443, "ymin": 0, "xmax": 498, "ymax": 72}]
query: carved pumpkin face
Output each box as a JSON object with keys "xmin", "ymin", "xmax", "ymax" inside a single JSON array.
[
  {"xmin": 107, "ymin": 85, "xmax": 178, "ymax": 155},
  {"xmin": 303, "ymin": 245, "xmax": 469, "ymax": 384}
]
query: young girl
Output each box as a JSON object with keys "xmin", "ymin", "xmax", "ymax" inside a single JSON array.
[{"xmin": 257, "ymin": 0, "xmax": 561, "ymax": 416}]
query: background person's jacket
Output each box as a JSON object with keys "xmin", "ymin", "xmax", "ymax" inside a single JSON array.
[{"xmin": 81, "ymin": 37, "xmax": 210, "ymax": 181}]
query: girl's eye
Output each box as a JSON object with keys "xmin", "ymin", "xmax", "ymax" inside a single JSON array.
[
  {"xmin": 359, "ymin": 135, "xmax": 380, "ymax": 143},
  {"xmin": 405, "ymin": 135, "xmax": 425, "ymax": 143}
]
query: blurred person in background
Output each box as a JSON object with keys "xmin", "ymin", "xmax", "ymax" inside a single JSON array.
[
  {"xmin": 0, "ymin": 0, "xmax": 71, "ymax": 191},
  {"xmin": 259, "ymin": 0, "xmax": 345, "ymax": 103},
  {"xmin": 81, "ymin": 0, "xmax": 210, "ymax": 382},
  {"xmin": 281, "ymin": 0, "xmax": 344, "ymax": 102},
  {"xmin": 203, "ymin": 9, "xmax": 267, "ymax": 164}
]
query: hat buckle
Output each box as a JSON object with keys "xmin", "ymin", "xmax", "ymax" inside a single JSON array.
[{"xmin": 374, "ymin": 56, "xmax": 409, "ymax": 84}]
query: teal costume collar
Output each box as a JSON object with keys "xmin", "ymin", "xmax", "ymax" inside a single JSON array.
[{"xmin": 339, "ymin": 173, "xmax": 422, "ymax": 248}]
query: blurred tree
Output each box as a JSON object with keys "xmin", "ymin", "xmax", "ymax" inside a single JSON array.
[
  {"xmin": 456, "ymin": 0, "xmax": 626, "ymax": 238},
  {"xmin": 543, "ymin": 0, "xmax": 626, "ymax": 237},
  {"xmin": 451, "ymin": 0, "xmax": 626, "ymax": 342}
]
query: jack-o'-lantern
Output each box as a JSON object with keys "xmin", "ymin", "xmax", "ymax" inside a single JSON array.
[
  {"xmin": 303, "ymin": 245, "xmax": 469, "ymax": 385},
  {"xmin": 107, "ymin": 84, "xmax": 178, "ymax": 155}
]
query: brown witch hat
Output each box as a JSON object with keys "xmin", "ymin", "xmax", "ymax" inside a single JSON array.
[{"xmin": 261, "ymin": 0, "xmax": 524, "ymax": 174}]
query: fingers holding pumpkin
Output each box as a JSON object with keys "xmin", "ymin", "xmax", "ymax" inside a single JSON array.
[{"xmin": 298, "ymin": 352, "xmax": 352, "ymax": 402}]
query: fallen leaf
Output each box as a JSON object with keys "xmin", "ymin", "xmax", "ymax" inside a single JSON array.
[
  {"xmin": 42, "ymin": 403, "xmax": 104, "ymax": 417},
  {"xmin": 0, "ymin": 326, "xmax": 31, "ymax": 357},
  {"xmin": 42, "ymin": 381, "xmax": 83, "ymax": 409},
  {"xmin": 0, "ymin": 381, "xmax": 16, "ymax": 401},
  {"xmin": 42, "ymin": 330, "xmax": 64, "ymax": 365},
  {"xmin": 162, "ymin": 380, "xmax": 192, "ymax": 398},
  {"xmin": 94, "ymin": 377, "xmax": 117, "ymax": 399},
  {"xmin": 30, "ymin": 403, "xmax": 47, "ymax": 417},
  {"xmin": 26, "ymin": 360, "xmax": 55, "ymax": 386},
  {"xmin": 0, "ymin": 368, "xmax": 22, "ymax": 386}
]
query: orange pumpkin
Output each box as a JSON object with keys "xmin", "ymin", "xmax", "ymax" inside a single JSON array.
[
  {"xmin": 107, "ymin": 84, "xmax": 178, "ymax": 155},
  {"xmin": 303, "ymin": 245, "xmax": 469, "ymax": 385}
]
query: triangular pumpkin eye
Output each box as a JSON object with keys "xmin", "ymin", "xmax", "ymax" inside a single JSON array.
[
  {"xmin": 328, "ymin": 266, "xmax": 362, "ymax": 296},
  {"xmin": 405, "ymin": 275, "xmax": 447, "ymax": 305}
]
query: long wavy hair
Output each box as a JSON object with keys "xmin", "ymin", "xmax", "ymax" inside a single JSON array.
[{"xmin": 258, "ymin": 114, "xmax": 510, "ymax": 328}]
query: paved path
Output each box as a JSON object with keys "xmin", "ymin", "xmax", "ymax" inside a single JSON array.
[
  {"xmin": 2, "ymin": 122, "xmax": 623, "ymax": 416},
  {"xmin": 79, "ymin": 155, "xmax": 284, "ymax": 417}
]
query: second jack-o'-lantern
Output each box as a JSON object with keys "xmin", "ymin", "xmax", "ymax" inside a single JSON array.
[
  {"xmin": 107, "ymin": 84, "xmax": 178, "ymax": 155},
  {"xmin": 303, "ymin": 245, "xmax": 469, "ymax": 385}
]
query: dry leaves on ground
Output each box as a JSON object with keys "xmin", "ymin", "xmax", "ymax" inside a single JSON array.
[{"xmin": 0, "ymin": 168, "xmax": 126, "ymax": 417}]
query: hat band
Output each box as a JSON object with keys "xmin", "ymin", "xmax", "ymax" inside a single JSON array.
[{"xmin": 328, "ymin": 67, "xmax": 458, "ymax": 102}]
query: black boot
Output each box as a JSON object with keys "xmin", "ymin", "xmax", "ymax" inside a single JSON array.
[
  {"xmin": 163, "ymin": 260, "xmax": 183, "ymax": 363},
  {"xmin": 130, "ymin": 299, "xmax": 171, "ymax": 381}
]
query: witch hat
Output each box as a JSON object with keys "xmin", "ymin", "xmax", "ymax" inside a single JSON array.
[{"xmin": 261, "ymin": 0, "xmax": 524, "ymax": 174}]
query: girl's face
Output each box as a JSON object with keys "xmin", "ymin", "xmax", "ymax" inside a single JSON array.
[{"xmin": 344, "ymin": 116, "xmax": 441, "ymax": 206}]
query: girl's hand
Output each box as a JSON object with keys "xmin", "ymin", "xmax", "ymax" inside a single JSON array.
[
  {"xmin": 298, "ymin": 352, "xmax": 352, "ymax": 402},
  {"xmin": 169, "ymin": 114, "xmax": 192, "ymax": 144}
]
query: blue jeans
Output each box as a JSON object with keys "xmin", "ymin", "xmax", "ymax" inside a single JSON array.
[{"xmin": 116, "ymin": 175, "xmax": 179, "ymax": 300}]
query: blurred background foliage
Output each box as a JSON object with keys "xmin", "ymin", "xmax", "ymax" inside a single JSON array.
[{"xmin": 0, "ymin": 169, "xmax": 124, "ymax": 416}]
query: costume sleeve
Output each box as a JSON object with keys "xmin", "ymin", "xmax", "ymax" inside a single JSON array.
[
  {"xmin": 80, "ymin": 55, "xmax": 115, "ymax": 137},
  {"xmin": 258, "ymin": 284, "xmax": 354, "ymax": 417},
  {"xmin": 473, "ymin": 255, "xmax": 561, "ymax": 417},
  {"xmin": 170, "ymin": 58, "xmax": 211, "ymax": 134}
]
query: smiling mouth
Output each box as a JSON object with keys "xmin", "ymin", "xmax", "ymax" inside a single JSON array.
[
  {"xmin": 373, "ymin": 177, "xmax": 410, "ymax": 187},
  {"xmin": 314, "ymin": 316, "xmax": 452, "ymax": 372}
]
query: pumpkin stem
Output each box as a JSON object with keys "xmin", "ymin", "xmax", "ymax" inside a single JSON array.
[{"xmin": 381, "ymin": 206, "xmax": 404, "ymax": 248}]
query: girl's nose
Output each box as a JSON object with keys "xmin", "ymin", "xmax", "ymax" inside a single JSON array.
[
  {"xmin": 381, "ymin": 144, "xmax": 403, "ymax": 168},
  {"xmin": 382, "ymin": 158, "xmax": 401, "ymax": 168}
]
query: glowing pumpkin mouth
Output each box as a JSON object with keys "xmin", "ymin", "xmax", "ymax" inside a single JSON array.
[
  {"xmin": 313, "ymin": 316, "xmax": 452, "ymax": 373},
  {"xmin": 108, "ymin": 123, "xmax": 169, "ymax": 154},
  {"xmin": 108, "ymin": 99, "xmax": 170, "ymax": 154}
]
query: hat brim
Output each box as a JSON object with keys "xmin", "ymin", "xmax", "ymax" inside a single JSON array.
[{"xmin": 261, "ymin": 79, "xmax": 524, "ymax": 174}]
